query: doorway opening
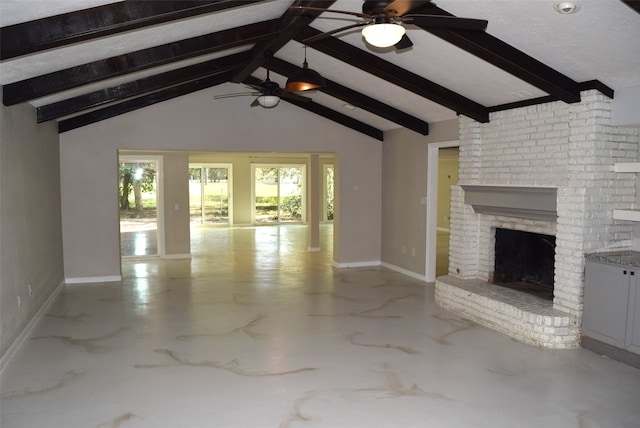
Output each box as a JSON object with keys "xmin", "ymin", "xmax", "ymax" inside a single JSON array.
[
  {"xmin": 118, "ymin": 155, "xmax": 163, "ymax": 258},
  {"xmin": 436, "ymin": 148, "xmax": 459, "ymax": 277},
  {"xmin": 426, "ymin": 141, "xmax": 459, "ymax": 282},
  {"xmin": 252, "ymin": 164, "xmax": 306, "ymax": 224},
  {"xmin": 189, "ymin": 164, "xmax": 232, "ymax": 225},
  {"xmin": 323, "ymin": 164, "xmax": 334, "ymax": 223}
]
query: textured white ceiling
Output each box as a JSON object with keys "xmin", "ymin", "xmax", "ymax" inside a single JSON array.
[{"xmin": 1, "ymin": 0, "xmax": 639, "ymax": 130}]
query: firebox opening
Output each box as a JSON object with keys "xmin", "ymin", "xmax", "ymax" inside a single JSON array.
[{"xmin": 492, "ymin": 228, "xmax": 556, "ymax": 301}]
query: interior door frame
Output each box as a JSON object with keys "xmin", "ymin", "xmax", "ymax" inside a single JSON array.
[
  {"xmin": 425, "ymin": 141, "xmax": 459, "ymax": 282},
  {"xmin": 118, "ymin": 154, "xmax": 164, "ymax": 258}
]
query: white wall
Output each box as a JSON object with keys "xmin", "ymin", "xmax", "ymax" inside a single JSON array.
[
  {"xmin": 59, "ymin": 88, "xmax": 382, "ymax": 280},
  {"xmin": 1, "ymin": 93, "xmax": 64, "ymax": 360},
  {"xmin": 612, "ymin": 85, "xmax": 640, "ymax": 127}
]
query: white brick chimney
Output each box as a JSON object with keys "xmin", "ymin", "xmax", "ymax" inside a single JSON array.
[{"xmin": 436, "ymin": 90, "xmax": 640, "ymax": 348}]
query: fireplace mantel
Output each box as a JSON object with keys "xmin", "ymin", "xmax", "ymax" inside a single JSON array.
[{"xmin": 461, "ymin": 185, "xmax": 557, "ymax": 221}]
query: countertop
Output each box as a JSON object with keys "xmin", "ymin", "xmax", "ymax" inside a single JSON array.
[{"xmin": 585, "ymin": 251, "xmax": 640, "ymax": 268}]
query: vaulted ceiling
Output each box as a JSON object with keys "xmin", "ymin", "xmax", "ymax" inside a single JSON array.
[{"xmin": 1, "ymin": 0, "xmax": 639, "ymax": 141}]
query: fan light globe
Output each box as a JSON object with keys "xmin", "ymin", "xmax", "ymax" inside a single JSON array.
[
  {"xmin": 256, "ymin": 95, "xmax": 280, "ymax": 108},
  {"xmin": 362, "ymin": 23, "xmax": 405, "ymax": 48}
]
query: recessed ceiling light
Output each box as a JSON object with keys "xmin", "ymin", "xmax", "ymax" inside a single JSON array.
[{"xmin": 554, "ymin": 1, "xmax": 580, "ymax": 14}]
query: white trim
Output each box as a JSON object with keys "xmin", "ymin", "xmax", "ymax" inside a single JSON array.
[
  {"xmin": 332, "ymin": 260, "xmax": 380, "ymax": 268},
  {"xmin": 122, "ymin": 255, "xmax": 159, "ymax": 261},
  {"xmin": 0, "ymin": 281, "xmax": 65, "ymax": 374},
  {"xmin": 307, "ymin": 247, "xmax": 321, "ymax": 252},
  {"xmin": 65, "ymin": 275, "xmax": 122, "ymax": 284},
  {"xmin": 163, "ymin": 253, "xmax": 192, "ymax": 259},
  {"xmin": 380, "ymin": 262, "xmax": 428, "ymax": 282},
  {"xmin": 426, "ymin": 141, "xmax": 459, "ymax": 282}
]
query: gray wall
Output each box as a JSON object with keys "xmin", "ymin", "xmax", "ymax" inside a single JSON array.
[
  {"xmin": 381, "ymin": 120, "xmax": 459, "ymax": 275},
  {"xmin": 1, "ymin": 94, "xmax": 64, "ymax": 360},
  {"xmin": 59, "ymin": 88, "xmax": 382, "ymax": 280},
  {"xmin": 162, "ymin": 152, "xmax": 191, "ymax": 256}
]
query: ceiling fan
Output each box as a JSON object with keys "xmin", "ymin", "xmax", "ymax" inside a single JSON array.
[
  {"xmin": 214, "ymin": 66, "xmax": 312, "ymax": 108},
  {"xmin": 292, "ymin": 0, "xmax": 488, "ymax": 49}
]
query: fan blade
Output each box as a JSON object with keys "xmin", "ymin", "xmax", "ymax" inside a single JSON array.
[
  {"xmin": 246, "ymin": 83, "xmax": 264, "ymax": 91},
  {"xmin": 394, "ymin": 34, "xmax": 413, "ymax": 49},
  {"xmin": 404, "ymin": 14, "xmax": 488, "ymax": 31},
  {"xmin": 250, "ymin": 98, "xmax": 260, "ymax": 107},
  {"xmin": 279, "ymin": 91, "xmax": 312, "ymax": 103},
  {"xmin": 302, "ymin": 22, "xmax": 369, "ymax": 44},
  {"xmin": 384, "ymin": 0, "xmax": 432, "ymax": 16},
  {"xmin": 214, "ymin": 92, "xmax": 259, "ymax": 99},
  {"xmin": 289, "ymin": 6, "xmax": 369, "ymax": 19}
]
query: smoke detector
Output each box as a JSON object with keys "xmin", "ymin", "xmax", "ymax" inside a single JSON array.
[{"xmin": 555, "ymin": 2, "xmax": 580, "ymax": 14}]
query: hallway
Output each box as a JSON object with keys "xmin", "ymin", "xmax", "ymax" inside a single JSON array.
[{"xmin": 1, "ymin": 225, "xmax": 639, "ymax": 427}]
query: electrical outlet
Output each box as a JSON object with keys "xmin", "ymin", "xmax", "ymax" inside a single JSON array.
[
  {"xmin": 401, "ymin": 245, "xmax": 406, "ymax": 254},
  {"xmin": 411, "ymin": 248, "xmax": 416, "ymax": 256},
  {"xmin": 28, "ymin": 283, "xmax": 33, "ymax": 296},
  {"xmin": 17, "ymin": 294, "xmax": 21, "ymax": 308}
]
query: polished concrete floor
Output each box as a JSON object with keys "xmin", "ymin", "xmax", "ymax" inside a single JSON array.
[
  {"xmin": 120, "ymin": 219, "xmax": 158, "ymax": 257},
  {"xmin": 1, "ymin": 225, "xmax": 639, "ymax": 427}
]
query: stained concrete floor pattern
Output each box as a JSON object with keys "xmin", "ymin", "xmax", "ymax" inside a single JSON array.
[{"xmin": 1, "ymin": 225, "xmax": 639, "ymax": 427}]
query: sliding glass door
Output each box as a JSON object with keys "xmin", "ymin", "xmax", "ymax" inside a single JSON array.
[
  {"xmin": 253, "ymin": 165, "xmax": 305, "ymax": 224},
  {"xmin": 189, "ymin": 164, "xmax": 231, "ymax": 225}
]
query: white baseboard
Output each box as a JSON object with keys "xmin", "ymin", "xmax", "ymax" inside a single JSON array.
[
  {"xmin": 163, "ymin": 253, "xmax": 191, "ymax": 259},
  {"xmin": 65, "ymin": 275, "xmax": 121, "ymax": 284},
  {"xmin": 380, "ymin": 262, "xmax": 428, "ymax": 282},
  {"xmin": 332, "ymin": 260, "xmax": 381, "ymax": 268},
  {"xmin": 0, "ymin": 280, "xmax": 65, "ymax": 374}
]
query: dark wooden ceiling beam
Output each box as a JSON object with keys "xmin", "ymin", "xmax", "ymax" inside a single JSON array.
[
  {"xmin": 243, "ymin": 76, "xmax": 384, "ymax": 141},
  {"xmin": 283, "ymin": 97, "xmax": 384, "ymax": 141},
  {"xmin": 3, "ymin": 20, "xmax": 279, "ymax": 106},
  {"xmin": 411, "ymin": 3, "xmax": 582, "ymax": 103},
  {"xmin": 58, "ymin": 69, "xmax": 240, "ymax": 133},
  {"xmin": 297, "ymin": 27, "xmax": 490, "ymax": 123},
  {"xmin": 622, "ymin": 0, "xmax": 640, "ymax": 15},
  {"xmin": 230, "ymin": 0, "xmax": 336, "ymax": 83},
  {"xmin": 269, "ymin": 57, "xmax": 429, "ymax": 135},
  {"xmin": 488, "ymin": 79, "xmax": 614, "ymax": 113},
  {"xmin": 59, "ymin": 71, "xmax": 384, "ymax": 140},
  {"xmin": 0, "ymin": 0, "xmax": 267, "ymax": 60},
  {"xmin": 37, "ymin": 51, "xmax": 253, "ymax": 123}
]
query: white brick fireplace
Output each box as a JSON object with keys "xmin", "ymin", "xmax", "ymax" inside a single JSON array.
[{"xmin": 435, "ymin": 90, "xmax": 640, "ymax": 348}]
